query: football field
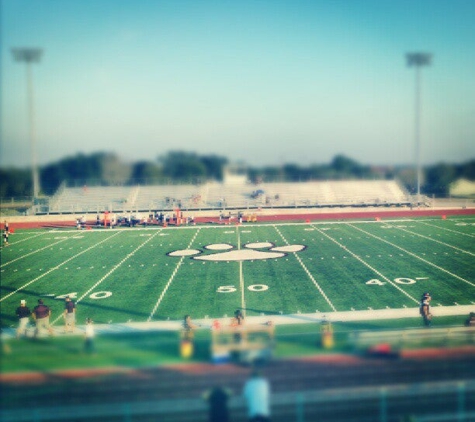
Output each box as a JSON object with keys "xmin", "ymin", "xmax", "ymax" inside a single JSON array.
[{"xmin": 1, "ymin": 216, "xmax": 474, "ymax": 329}]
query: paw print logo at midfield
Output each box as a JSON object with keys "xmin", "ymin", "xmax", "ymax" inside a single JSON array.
[{"xmin": 168, "ymin": 242, "xmax": 306, "ymax": 261}]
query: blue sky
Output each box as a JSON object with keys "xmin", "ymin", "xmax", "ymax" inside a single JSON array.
[{"xmin": 2, "ymin": 0, "xmax": 475, "ymax": 168}]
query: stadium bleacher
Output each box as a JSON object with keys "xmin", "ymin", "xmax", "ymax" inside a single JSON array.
[{"xmin": 46, "ymin": 180, "xmax": 411, "ymax": 214}]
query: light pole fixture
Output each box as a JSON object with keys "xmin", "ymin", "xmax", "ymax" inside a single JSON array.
[
  {"xmin": 11, "ymin": 47, "xmax": 43, "ymax": 199},
  {"xmin": 406, "ymin": 52, "xmax": 432, "ymax": 204}
]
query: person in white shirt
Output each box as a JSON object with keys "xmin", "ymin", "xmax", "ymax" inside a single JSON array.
[{"xmin": 243, "ymin": 369, "xmax": 271, "ymax": 422}]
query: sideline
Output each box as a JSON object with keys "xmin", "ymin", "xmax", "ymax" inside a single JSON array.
[{"xmin": 2, "ymin": 304, "xmax": 473, "ymax": 340}]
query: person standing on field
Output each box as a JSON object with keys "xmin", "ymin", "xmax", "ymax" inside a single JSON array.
[
  {"xmin": 84, "ymin": 318, "xmax": 95, "ymax": 353},
  {"xmin": 420, "ymin": 292, "xmax": 432, "ymax": 327},
  {"xmin": 16, "ymin": 299, "xmax": 31, "ymax": 338},
  {"xmin": 32, "ymin": 299, "xmax": 54, "ymax": 337},
  {"xmin": 63, "ymin": 296, "xmax": 76, "ymax": 333}
]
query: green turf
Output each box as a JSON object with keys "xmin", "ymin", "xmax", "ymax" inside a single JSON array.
[{"xmin": 1, "ymin": 216, "xmax": 474, "ymax": 329}]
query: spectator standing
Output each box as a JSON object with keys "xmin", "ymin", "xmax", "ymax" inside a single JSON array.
[
  {"xmin": 63, "ymin": 296, "xmax": 76, "ymax": 333},
  {"xmin": 181, "ymin": 315, "xmax": 198, "ymax": 358},
  {"xmin": 84, "ymin": 318, "xmax": 95, "ymax": 353},
  {"xmin": 203, "ymin": 386, "xmax": 232, "ymax": 422},
  {"xmin": 243, "ymin": 369, "xmax": 271, "ymax": 422},
  {"xmin": 32, "ymin": 299, "xmax": 54, "ymax": 337},
  {"xmin": 420, "ymin": 292, "xmax": 432, "ymax": 327},
  {"xmin": 16, "ymin": 299, "xmax": 31, "ymax": 338},
  {"xmin": 231, "ymin": 309, "xmax": 245, "ymax": 344},
  {"xmin": 3, "ymin": 229, "xmax": 9, "ymax": 247}
]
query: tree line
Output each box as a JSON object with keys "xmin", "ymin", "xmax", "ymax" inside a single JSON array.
[{"xmin": 0, "ymin": 151, "xmax": 474, "ymax": 198}]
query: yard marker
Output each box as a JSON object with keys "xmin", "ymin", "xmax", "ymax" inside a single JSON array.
[
  {"xmin": 348, "ymin": 223, "xmax": 475, "ymax": 288},
  {"xmin": 319, "ymin": 224, "xmax": 420, "ymax": 304}
]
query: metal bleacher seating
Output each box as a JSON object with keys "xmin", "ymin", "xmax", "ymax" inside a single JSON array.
[{"xmin": 47, "ymin": 180, "xmax": 411, "ymax": 214}]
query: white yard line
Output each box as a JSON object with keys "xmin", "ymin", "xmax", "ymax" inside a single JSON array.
[
  {"xmin": 392, "ymin": 225, "xmax": 475, "ymax": 257},
  {"xmin": 273, "ymin": 225, "xmax": 337, "ymax": 312},
  {"xmin": 419, "ymin": 221, "xmax": 475, "ymax": 238},
  {"xmin": 5, "ymin": 231, "xmax": 46, "ymax": 245},
  {"xmin": 147, "ymin": 228, "xmax": 201, "ymax": 322},
  {"xmin": 348, "ymin": 223, "xmax": 475, "ymax": 289},
  {"xmin": 51, "ymin": 230, "xmax": 163, "ymax": 325},
  {"xmin": 0, "ymin": 237, "xmax": 73, "ymax": 268},
  {"xmin": 236, "ymin": 226, "xmax": 246, "ymax": 316},
  {"xmin": 1, "ymin": 231, "xmax": 123, "ymax": 303},
  {"xmin": 313, "ymin": 225, "xmax": 420, "ymax": 304}
]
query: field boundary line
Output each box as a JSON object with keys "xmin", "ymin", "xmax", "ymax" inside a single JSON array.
[
  {"xmin": 147, "ymin": 228, "xmax": 201, "ymax": 322},
  {"xmin": 3, "ymin": 304, "xmax": 474, "ymax": 338},
  {"xmin": 1, "ymin": 231, "xmax": 123, "ymax": 303},
  {"xmin": 1, "ymin": 237, "xmax": 73, "ymax": 268},
  {"xmin": 236, "ymin": 226, "xmax": 246, "ymax": 316},
  {"xmin": 312, "ymin": 225, "xmax": 419, "ymax": 304},
  {"xmin": 392, "ymin": 225, "xmax": 475, "ymax": 257},
  {"xmin": 348, "ymin": 224, "xmax": 475, "ymax": 288},
  {"xmin": 273, "ymin": 225, "xmax": 337, "ymax": 312},
  {"xmin": 419, "ymin": 221, "xmax": 475, "ymax": 238},
  {"xmin": 5, "ymin": 231, "xmax": 46, "ymax": 246}
]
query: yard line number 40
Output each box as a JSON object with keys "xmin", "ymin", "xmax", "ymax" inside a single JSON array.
[{"xmin": 366, "ymin": 277, "xmax": 428, "ymax": 285}]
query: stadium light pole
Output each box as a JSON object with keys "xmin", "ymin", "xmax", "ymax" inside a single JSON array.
[
  {"xmin": 11, "ymin": 47, "xmax": 43, "ymax": 200},
  {"xmin": 405, "ymin": 52, "xmax": 432, "ymax": 204}
]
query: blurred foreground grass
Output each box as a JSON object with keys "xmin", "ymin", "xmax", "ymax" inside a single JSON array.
[{"xmin": 1, "ymin": 315, "xmax": 470, "ymax": 374}]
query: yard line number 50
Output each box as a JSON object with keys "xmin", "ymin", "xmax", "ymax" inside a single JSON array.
[{"xmin": 217, "ymin": 285, "xmax": 269, "ymax": 293}]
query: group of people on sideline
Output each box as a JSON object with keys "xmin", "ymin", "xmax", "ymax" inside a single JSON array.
[{"xmin": 15, "ymin": 297, "xmax": 94, "ymax": 352}]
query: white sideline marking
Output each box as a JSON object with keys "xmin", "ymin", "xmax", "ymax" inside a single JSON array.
[
  {"xmin": 4, "ymin": 304, "xmax": 474, "ymax": 339},
  {"xmin": 147, "ymin": 228, "xmax": 201, "ymax": 322},
  {"xmin": 273, "ymin": 225, "xmax": 337, "ymax": 312},
  {"xmin": 1, "ymin": 231, "xmax": 123, "ymax": 303},
  {"xmin": 313, "ymin": 224, "xmax": 419, "ymax": 304},
  {"xmin": 4, "ymin": 231, "xmax": 45, "ymax": 246},
  {"xmin": 348, "ymin": 224, "xmax": 475, "ymax": 289},
  {"xmin": 0, "ymin": 237, "xmax": 72, "ymax": 268}
]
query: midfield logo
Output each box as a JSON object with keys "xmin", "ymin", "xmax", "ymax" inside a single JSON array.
[{"xmin": 168, "ymin": 242, "xmax": 306, "ymax": 261}]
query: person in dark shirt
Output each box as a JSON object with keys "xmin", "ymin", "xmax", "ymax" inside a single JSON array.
[
  {"xmin": 63, "ymin": 296, "xmax": 76, "ymax": 333},
  {"xmin": 420, "ymin": 292, "xmax": 432, "ymax": 327},
  {"xmin": 16, "ymin": 299, "xmax": 31, "ymax": 338},
  {"xmin": 32, "ymin": 299, "xmax": 54, "ymax": 337},
  {"xmin": 203, "ymin": 386, "xmax": 232, "ymax": 422}
]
